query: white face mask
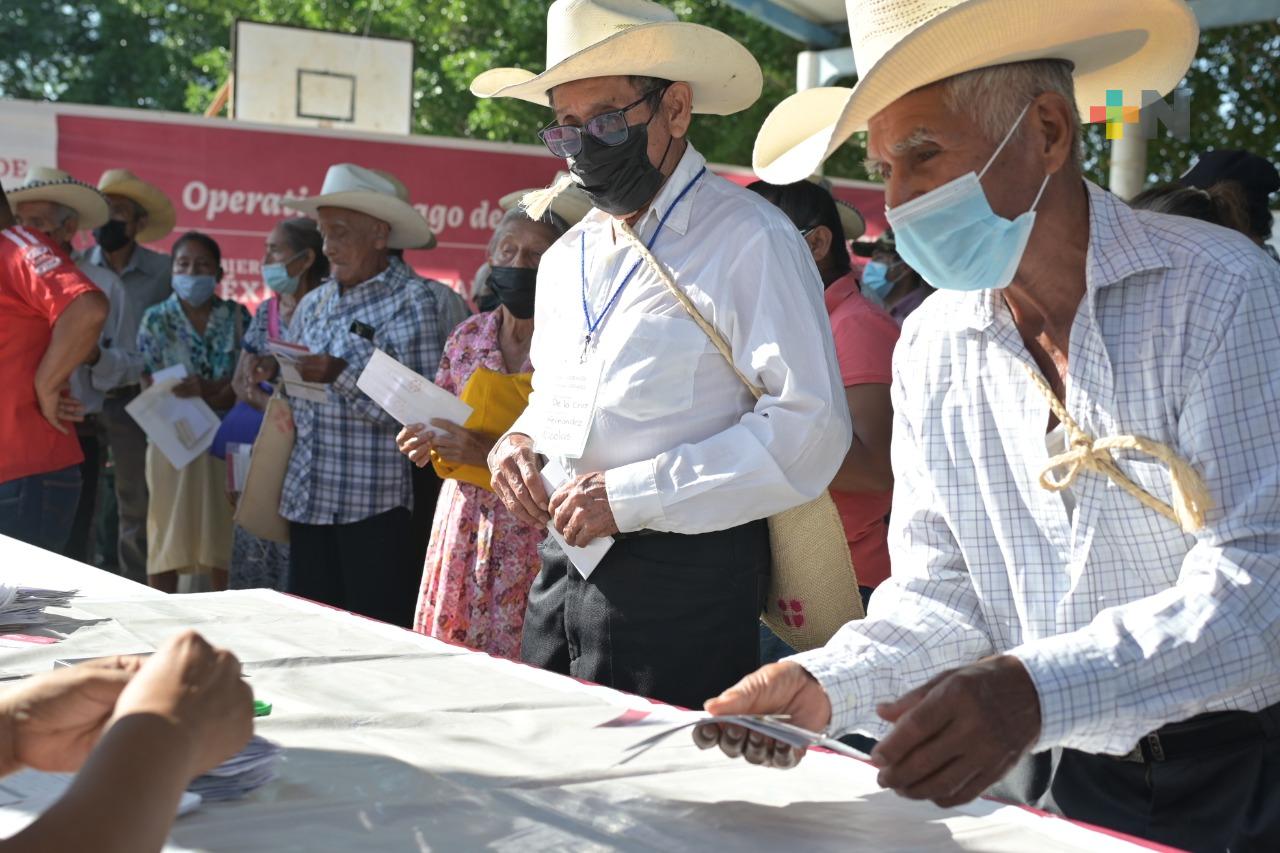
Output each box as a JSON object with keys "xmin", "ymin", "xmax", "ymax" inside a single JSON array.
[{"xmin": 884, "ymin": 102, "xmax": 1051, "ymax": 292}]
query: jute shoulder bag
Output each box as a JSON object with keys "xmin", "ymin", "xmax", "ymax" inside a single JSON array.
[{"xmin": 617, "ymin": 223, "xmax": 865, "ymax": 652}]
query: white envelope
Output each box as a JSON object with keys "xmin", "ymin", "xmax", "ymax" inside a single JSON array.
[
  {"xmin": 356, "ymin": 349, "xmax": 472, "ymax": 430},
  {"xmin": 125, "ymin": 364, "xmax": 220, "ymax": 469},
  {"xmin": 540, "ymin": 459, "xmax": 614, "ymax": 579}
]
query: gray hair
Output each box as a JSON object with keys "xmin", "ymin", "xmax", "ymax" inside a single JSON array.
[{"xmin": 940, "ymin": 59, "xmax": 1082, "ymax": 168}]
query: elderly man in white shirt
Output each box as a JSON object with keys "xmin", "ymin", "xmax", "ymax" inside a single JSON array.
[
  {"xmin": 10, "ymin": 167, "xmax": 129, "ymax": 564},
  {"xmin": 699, "ymin": 2, "xmax": 1280, "ymax": 850},
  {"xmin": 475, "ymin": 0, "xmax": 850, "ymax": 709}
]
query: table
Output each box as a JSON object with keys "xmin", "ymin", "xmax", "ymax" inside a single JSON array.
[{"xmin": 0, "ymin": 535, "xmax": 1169, "ymax": 852}]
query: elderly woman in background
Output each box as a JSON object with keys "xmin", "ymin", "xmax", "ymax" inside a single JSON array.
[
  {"xmin": 396, "ymin": 190, "xmax": 583, "ymax": 657},
  {"xmin": 852, "ymin": 229, "xmax": 932, "ymax": 326},
  {"xmin": 223, "ymin": 218, "xmax": 328, "ymax": 591},
  {"xmin": 137, "ymin": 231, "xmax": 250, "ymax": 592}
]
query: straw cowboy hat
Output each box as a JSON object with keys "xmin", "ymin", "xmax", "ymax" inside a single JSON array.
[
  {"xmin": 97, "ymin": 168, "xmax": 176, "ymax": 243},
  {"xmin": 8, "ymin": 166, "xmax": 110, "ymax": 230},
  {"xmin": 753, "ymin": 0, "xmax": 1201, "ymax": 184},
  {"xmin": 501, "ymin": 172, "xmax": 594, "ymax": 227},
  {"xmin": 471, "ymin": 0, "xmax": 763, "ymax": 115},
  {"xmin": 809, "ymin": 175, "xmax": 866, "ymax": 240},
  {"xmin": 371, "ymin": 169, "xmax": 438, "ymax": 250},
  {"xmin": 288, "ymin": 163, "xmax": 434, "ymax": 251}
]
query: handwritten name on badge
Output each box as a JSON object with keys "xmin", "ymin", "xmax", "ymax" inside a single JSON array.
[{"xmin": 535, "ymin": 359, "xmax": 603, "ymax": 459}]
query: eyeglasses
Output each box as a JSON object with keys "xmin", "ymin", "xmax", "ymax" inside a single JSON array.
[{"xmin": 538, "ymin": 86, "xmax": 669, "ymax": 159}]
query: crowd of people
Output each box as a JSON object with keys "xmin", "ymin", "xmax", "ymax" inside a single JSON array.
[{"xmin": 2, "ymin": 0, "xmax": 1280, "ymax": 849}]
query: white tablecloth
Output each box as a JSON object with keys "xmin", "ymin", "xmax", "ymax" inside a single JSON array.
[{"xmin": 0, "ymin": 536, "xmax": 1163, "ymax": 852}]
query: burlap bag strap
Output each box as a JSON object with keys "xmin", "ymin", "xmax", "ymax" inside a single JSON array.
[{"xmin": 1023, "ymin": 363, "xmax": 1212, "ymax": 533}]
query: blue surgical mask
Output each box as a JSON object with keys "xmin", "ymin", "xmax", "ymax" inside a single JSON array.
[
  {"xmin": 172, "ymin": 273, "xmax": 217, "ymax": 306},
  {"xmin": 885, "ymin": 103, "xmax": 1050, "ymax": 292},
  {"xmin": 861, "ymin": 261, "xmax": 896, "ymax": 301},
  {"xmin": 262, "ymin": 251, "xmax": 305, "ymax": 295}
]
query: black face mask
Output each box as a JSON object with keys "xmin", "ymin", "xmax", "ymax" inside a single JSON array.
[
  {"xmin": 476, "ymin": 289, "xmax": 502, "ymax": 313},
  {"xmin": 487, "ymin": 266, "xmax": 538, "ymax": 319},
  {"xmin": 568, "ymin": 122, "xmax": 673, "ymax": 216},
  {"xmin": 93, "ymin": 218, "xmax": 131, "ymax": 252}
]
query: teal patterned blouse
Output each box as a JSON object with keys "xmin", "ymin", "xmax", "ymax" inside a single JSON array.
[{"xmin": 137, "ymin": 293, "xmax": 251, "ymax": 380}]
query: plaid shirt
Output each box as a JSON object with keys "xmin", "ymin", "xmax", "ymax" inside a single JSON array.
[
  {"xmin": 280, "ymin": 262, "xmax": 444, "ymax": 525},
  {"xmin": 794, "ymin": 182, "xmax": 1280, "ymax": 756}
]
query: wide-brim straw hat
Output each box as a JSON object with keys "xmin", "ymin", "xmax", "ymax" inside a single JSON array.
[
  {"xmin": 9, "ymin": 166, "xmax": 110, "ymax": 231},
  {"xmin": 372, "ymin": 169, "xmax": 437, "ymax": 250},
  {"xmin": 288, "ymin": 163, "xmax": 434, "ymax": 251},
  {"xmin": 500, "ymin": 172, "xmax": 594, "ymax": 227},
  {"xmin": 97, "ymin": 168, "xmax": 176, "ymax": 243},
  {"xmin": 471, "ymin": 0, "xmax": 762, "ymax": 115},
  {"xmin": 753, "ymin": 0, "xmax": 1201, "ymax": 184}
]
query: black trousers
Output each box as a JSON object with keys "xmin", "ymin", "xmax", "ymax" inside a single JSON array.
[
  {"xmin": 521, "ymin": 520, "xmax": 770, "ymax": 710},
  {"xmin": 990, "ymin": 706, "xmax": 1280, "ymax": 852},
  {"xmin": 287, "ymin": 507, "xmax": 417, "ymax": 628},
  {"xmin": 62, "ymin": 423, "xmax": 101, "ymax": 564}
]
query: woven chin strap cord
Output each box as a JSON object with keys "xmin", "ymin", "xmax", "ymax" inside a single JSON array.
[{"xmin": 1023, "ymin": 363, "xmax": 1212, "ymax": 535}]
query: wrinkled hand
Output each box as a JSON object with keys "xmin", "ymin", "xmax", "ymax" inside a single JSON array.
[
  {"xmin": 109, "ymin": 630, "xmax": 254, "ymax": 778},
  {"xmin": 488, "ymin": 434, "xmax": 551, "ymax": 527},
  {"xmin": 870, "ymin": 656, "xmax": 1040, "ymax": 809},
  {"xmin": 693, "ymin": 662, "xmax": 833, "ymax": 769},
  {"xmin": 36, "ymin": 383, "xmax": 80, "ymax": 434},
  {"xmin": 295, "ymin": 354, "xmax": 347, "ymax": 384},
  {"xmin": 549, "ymin": 472, "xmax": 618, "ymax": 547},
  {"xmin": 397, "ymin": 421, "xmax": 494, "ymax": 469},
  {"xmin": 0, "ymin": 657, "xmax": 144, "ymax": 773},
  {"xmin": 172, "ymin": 376, "xmax": 203, "ymax": 398},
  {"xmin": 249, "ymin": 355, "xmax": 278, "ymax": 385}
]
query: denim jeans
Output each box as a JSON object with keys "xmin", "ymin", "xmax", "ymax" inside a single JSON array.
[{"xmin": 0, "ymin": 465, "xmax": 83, "ymax": 553}]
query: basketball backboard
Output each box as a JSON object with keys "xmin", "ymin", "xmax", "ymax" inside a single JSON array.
[{"xmin": 232, "ymin": 20, "xmax": 414, "ymax": 135}]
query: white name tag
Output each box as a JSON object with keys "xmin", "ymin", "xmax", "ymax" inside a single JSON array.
[{"xmin": 534, "ymin": 358, "xmax": 603, "ymax": 459}]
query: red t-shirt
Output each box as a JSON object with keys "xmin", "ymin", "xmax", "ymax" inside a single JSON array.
[
  {"xmin": 0, "ymin": 225, "xmax": 101, "ymax": 483},
  {"xmin": 824, "ymin": 272, "xmax": 901, "ymax": 589}
]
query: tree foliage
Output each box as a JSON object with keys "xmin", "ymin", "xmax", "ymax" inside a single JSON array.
[{"xmin": 1, "ymin": 1, "xmax": 1275, "ymax": 185}]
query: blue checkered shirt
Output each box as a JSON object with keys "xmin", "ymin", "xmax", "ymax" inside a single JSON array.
[
  {"xmin": 793, "ymin": 181, "xmax": 1280, "ymax": 756},
  {"xmin": 280, "ymin": 262, "xmax": 444, "ymax": 525}
]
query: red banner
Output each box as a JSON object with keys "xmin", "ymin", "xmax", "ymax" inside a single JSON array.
[{"xmin": 45, "ymin": 107, "xmax": 885, "ymax": 311}]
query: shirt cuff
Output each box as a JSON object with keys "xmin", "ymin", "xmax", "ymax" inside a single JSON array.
[
  {"xmin": 1008, "ymin": 631, "xmax": 1117, "ymax": 753},
  {"xmin": 788, "ymin": 647, "xmax": 866, "ymax": 737},
  {"xmin": 604, "ymin": 459, "xmax": 663, "ymax": 533}
]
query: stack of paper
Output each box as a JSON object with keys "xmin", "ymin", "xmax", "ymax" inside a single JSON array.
[
  {"xmin": 0, "ymin": 584, "xmax": 77, "ymax": 632},
  {"xmin": 266, "ymin": 341, "xmax": 328, "ymax": 402},
  {"xmin": 187, "ymin": 736, "xmax": 282, "ymax": 802}
]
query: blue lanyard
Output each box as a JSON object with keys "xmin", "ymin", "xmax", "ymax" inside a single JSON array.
[{"xmin": 579, "ymin": 166, "xmax": 707, "ymax": 356}]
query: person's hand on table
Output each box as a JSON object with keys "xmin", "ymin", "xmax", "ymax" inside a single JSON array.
[
  {"xmin": 868, "ymin": 655, "xmax": 1040, "ymax": 809},
  {"xmin": 549, "ymin": 472, "xmax": 618, "ymax": 547},
  {"xmin": 0, "ymin": 657, "xmax": 144, "ymax": 774},
  {"xmin": 489, "ymin": 433, "xmax": 551, "ymax": 527},
  {"xmin": 108, "ymin": 630, "xmax": 254, "ymax": 778},
  {"xmin": 295, "ymin": 354, "xmax": 347, "ymax": 384},
  {"xmin": 36, "ymin": 383, "xmax": 83, "ymax": 434},
  {"xmin": 693, "ymin": 661, "xmax": 833, "ymax": 769}
]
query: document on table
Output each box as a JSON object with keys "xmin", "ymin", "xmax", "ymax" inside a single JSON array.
[
  {"xmin": 125, "ymin": 364, "xmax": 220, "ymax": 469},
  {"xmin": 265, "ymin": 340, "xmax": 328, "ymax": 403},
  {"xmin": 540, "ymin": 459, "xmax": 613, "ymax": 580},
  {"xmin": 357, "ymin": 349, "xmax": 472, "ymax": 429},
  {"xmin": 605, "ymin": 711, "xmax": 870, "ymax": 765}
]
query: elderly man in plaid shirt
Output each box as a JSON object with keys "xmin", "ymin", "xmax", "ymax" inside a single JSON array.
[
  {"xmin": 700, "ymin": 3, "xmax": 1280, "ymax": 850},
  {"xmin": 274, "ymin": 164, "xmax": 447, "ymax": 627}
]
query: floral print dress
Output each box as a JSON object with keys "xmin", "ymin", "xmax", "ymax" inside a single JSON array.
[{"xmin": 414, "ymin": 309, "xmax": 545, "ymax": 658}]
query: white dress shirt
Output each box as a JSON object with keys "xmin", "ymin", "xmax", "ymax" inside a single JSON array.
[
  {"xmin": 509, "ymin": 144, "xmax": 851, "ymax": 535},
  {"xmin": 68, "ymin": 259, "xmax": 126, "ymax": 415},
  {"xmin": 793, "ymin": 181, "xmax": 1280, "ymax": 756}
]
